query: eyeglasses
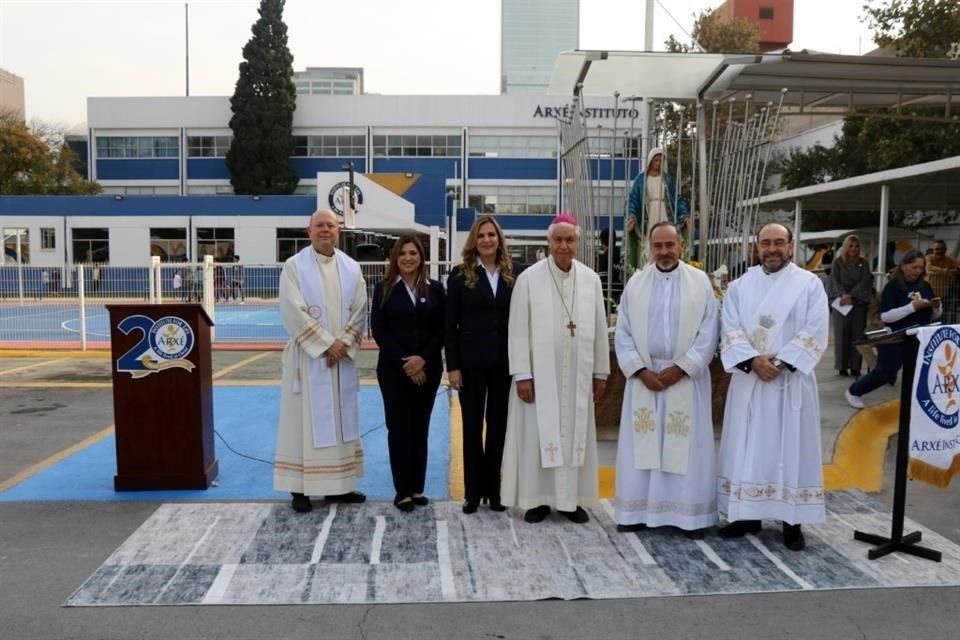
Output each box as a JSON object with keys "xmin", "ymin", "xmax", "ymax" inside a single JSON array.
[{"xmin": 758, "ymin": 239, "xmax": 789, "ymax": 248}]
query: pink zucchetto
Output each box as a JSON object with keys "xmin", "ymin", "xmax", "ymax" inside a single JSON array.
[{"xmin": 550, "ymin": 213, "xmax": 578, "ymax": 227}]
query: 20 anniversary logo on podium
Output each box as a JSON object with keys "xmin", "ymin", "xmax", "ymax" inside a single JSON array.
[{"xmin": 116, "ymin": 315, "xmax": 196, "ymax": 378}]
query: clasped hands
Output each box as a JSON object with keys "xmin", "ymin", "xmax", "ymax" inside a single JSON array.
[
  {"xmin": 751, "ymin": 354, "xmax": 783, "ymax": 382},
  {"xmin": 323, "ymin": 339, "xmax": 350, "ymax": 368},
  {"xmin": 636, "ymin": 365, "xmax": 685, "ymax": 392},
  {"xmin": 402, "ymin": 355, "xmax": 427, "ymax": 386}
]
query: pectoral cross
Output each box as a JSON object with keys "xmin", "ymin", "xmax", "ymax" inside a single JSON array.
[{"xmin": 566, "ymin": 320, "xmax": 577, "ymax": 337}]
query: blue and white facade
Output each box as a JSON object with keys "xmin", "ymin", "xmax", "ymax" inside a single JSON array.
[{"xmin": 2, "ymin": 94, "xmax": 642, "ymax": 267}]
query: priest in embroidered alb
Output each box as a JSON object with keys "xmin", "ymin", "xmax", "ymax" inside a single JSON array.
[
  {"xmin": 717, "ymin": 223, "xmax": 828, "ymax": 551},
  {"xmin": 275, "ymin": 209, "xmax": 368, "ymax": 513},
  {"xmin": 501, "ymin": 214, "xmax": 610, "ymax": 524},
  {"xmin": 613, "ymin": 222, "xmax": 719, "ymax": 538}
]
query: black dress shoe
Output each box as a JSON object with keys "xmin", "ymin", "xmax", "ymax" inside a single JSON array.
[
  {"xmin": 488, "ymin": 498, "xmax": 507, "ymax": 512},
  {"xmin": 783, "ymin": 523, "xmax": 805, "ymax": 551},
  {"xmin": 683, "ymin": 528, "xmax": 708, "ymax": 540},
  {"xmin": 462, "ymin": 500, "xmax": 479, "ymax": 514},
  {"xmin": 524, "ymin": 505, "xmax": 551, "ymax": 523},
  {"xmin": 717, "ymin": 520, "xmax": 761, "ymax": 538},
  {"xmin": 616, "ymin": 523, "xmax": 647, "ymax": 532},
  {"xmin": 291, "ymin": 492, "xmax": 312, "ymax": 513},
  {"xmin": 412, "ymin": 494, "xmax": 429, "ymax": 506},
  {"xmin": 394, "ymin": 497, "xmax": 415, "ymax": 512},
  {"xmin": 838, "ymin": 369, "xmax": 849, "ymax": 377},
  {"xmin": 558, "ymin": 507, "xmax": 589, "ymax": 524},
  {"xmin": 326, "ymin": 491, "xmax": 366, "ymax": 504}
]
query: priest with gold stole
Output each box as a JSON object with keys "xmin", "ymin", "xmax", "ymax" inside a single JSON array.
[
  {"xmin": 613, "ymin": 222, "xmax": 719, "ymax": 538},
  {"xmin": 274, "ymin": 209, "xmax": 368, "ymax": 513},
  {"xmin": 501, "ymin": 214, "xmax": 610, "ymax": 524}
]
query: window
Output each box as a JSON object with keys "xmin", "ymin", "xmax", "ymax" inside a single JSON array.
[
  {"xmin": 2, "ymin": 228, "xmax": 30, "ymax": 263},
  {"xmin": 277, "ymin": 228, "xmax": 310, "ymax": 262},
  {"xmin": 759, "ymin": 7, "xmax": 774, "ymax": 19},
  {"xmin": 372, "ymin": 135, "xmax": 462, "ymax": 157},
  {"xmin": 469, "ymin": 135, "xmax": 557, "ymax": 158},
  {"xmin": 95, "ymin": 136, "xmax": 179, "ymax": 158},
  {"xmin": 587, "ymin": 135, "xmax": 639, "ymax": 158},
  {"xmin": 150, "ymin": 228, "xmax": 187, "ymax": 262},
  {"xmin": 40, "ymin": 227, "xmax": 55, "ymax": 250},
  {"xmin": 196, "ymin": 227, "xmax": 235, "ymax": 261},
  {"xmin": 187, "ymin": 185, "xmax": 234, "ymax": 195},
  {"xmin": 72, "ymin": 228, "xmax": 109, "ymax": 263},
  {"xmin": 187, "ymin": 136, "xmax": 232, "ymax": 157},
  {"xmin": 292, "ymin": 135, "xmax": 365, "ymax": 157},
  {"xmin": 467, "ymin": 185, "xmax": 557, "ymax": 215}
]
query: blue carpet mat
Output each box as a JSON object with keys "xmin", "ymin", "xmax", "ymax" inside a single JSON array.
[{"xmin": 0, "ymin": 386, "xmax": 450, "ymax": 502}]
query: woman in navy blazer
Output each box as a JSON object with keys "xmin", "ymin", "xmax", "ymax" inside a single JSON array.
[
  {"xmin": 445, "ymin": 215, "xmax": 515, "ymax": 513},
  {"xmin": 372, "ymin": 235, "xmax": 445, "ymax": 512}
]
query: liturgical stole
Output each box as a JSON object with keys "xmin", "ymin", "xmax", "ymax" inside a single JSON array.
[
  {"xmin": 294, "ymin": 247, "xmax": 361, "ymax": 448},
  {"xmin": 628, "ymin": 262, "xmax": 706, "ymax": 475},
  {"xmin": 529, "ymin": 260, "xmax": 596, "ymax": 468}
]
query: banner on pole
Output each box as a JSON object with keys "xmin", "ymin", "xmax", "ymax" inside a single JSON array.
[{"xmin": 910, "ymin": 325, "xmax": 960, "ymax": 488}]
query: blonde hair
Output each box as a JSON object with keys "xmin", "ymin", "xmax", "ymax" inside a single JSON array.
[
  {"xmin": 458, "ymin": 216, "xmax": 514, "ymax": 289},
  {"xmin": 837, "ymin": 234, "xmax": 863, "ymax": 265}
]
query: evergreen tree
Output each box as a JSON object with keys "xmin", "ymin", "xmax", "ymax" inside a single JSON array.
[{"xmin": 226, "ymin": 0, "xmax": 299, "ymax": 195}]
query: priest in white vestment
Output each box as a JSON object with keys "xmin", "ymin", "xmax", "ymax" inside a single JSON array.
[
  {"xmin": 274, "ymin": 209, "xmax": 368, "ymax": 513},
  {"xmin": 501, "ymin": 214, "xmax": 610, "ymax": 524},
  {"xmin": 614, "ymin": 222, "xmax": 719, "ymax": 537},
  {"xmin": 718, "ymin": 223, "xmax": 828, "ymax": 550}
]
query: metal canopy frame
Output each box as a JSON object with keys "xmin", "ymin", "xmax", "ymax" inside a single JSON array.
[{"xmin": 552, "ymin": 50, "xmax": 960, "ymax": 122}]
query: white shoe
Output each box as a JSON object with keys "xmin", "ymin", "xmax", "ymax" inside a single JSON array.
[{"xmin": 845, "ymin": 389, "xmax": 865, "ymax": 409}]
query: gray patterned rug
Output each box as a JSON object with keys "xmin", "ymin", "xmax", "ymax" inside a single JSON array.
[{"xmin": 65, "ymin": 492, "xmax": 960, "ymax": 606}]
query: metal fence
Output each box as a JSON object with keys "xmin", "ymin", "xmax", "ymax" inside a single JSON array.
[{"xmin": 0, "ymin": 259, "xmax": 455, "ymax": 349}]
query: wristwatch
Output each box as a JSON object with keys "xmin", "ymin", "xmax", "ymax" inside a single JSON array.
[{"xmin": 772, "ymin": 358, "xmax": 787, "ymax": 370}]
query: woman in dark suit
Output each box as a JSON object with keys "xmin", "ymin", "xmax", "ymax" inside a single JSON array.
[
  {"xmin": 372, "ymin": 235, "xmax": 445, "ymax": 512},
  {"xmin": 445, "ymin": 215, "xmax": 515, "ymax": 514}
]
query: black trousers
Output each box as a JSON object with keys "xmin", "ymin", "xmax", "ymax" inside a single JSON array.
[
  {"xmin": 849, "ymin": 342, "xmax": 902, "ymax": 397},
  {"xmin": 378, "ymin": 367, "xmax": 441, "ymax": 501},
  {"xmin": 460, "ymin": 363, "xmax": 511, "ymax": 503}
]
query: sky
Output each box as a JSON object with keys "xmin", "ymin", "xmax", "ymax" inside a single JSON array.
[{"xmin": 0, "ymin": 0, "xmax": 879, "ymax": 127}]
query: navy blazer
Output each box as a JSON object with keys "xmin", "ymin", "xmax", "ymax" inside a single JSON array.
[
  {"xmin": 372, "ymin": 278, "xmax": 445, "ymax": 375},
  {"xmin": 444, "ymin": 265, "xmax": 513, "ymax": 371}
]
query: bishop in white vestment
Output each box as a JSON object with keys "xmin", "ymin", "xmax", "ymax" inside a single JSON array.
[
  {"xmin": 274, "ymin": 210, "xmax": 368, "ymax": 513},
  {"xmin": 614, "ymin": 222, "xmax": 719, "ymax": 536},
  {"xmin": 501, "ymin": 214, "xmax": 610, "ymax": 524},
  {"xmin": 717, "ymin": 223, "xmax": 828, "ymax": 550}
]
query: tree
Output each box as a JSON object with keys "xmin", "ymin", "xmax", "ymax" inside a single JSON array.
[
  {"xmin": 226, "ymin": 0, "xmax": 299, "ymax": 195},
  {"xmin": 0, "ymin": 111, "xmax": 100, "ymax": 195},
  {"xmin": 863, "ymin": 0, "xmax": 960, "ymax": 58},
  {"xmin": 779, "ymin": 1, "xmax": 960, "ymax": 191}
]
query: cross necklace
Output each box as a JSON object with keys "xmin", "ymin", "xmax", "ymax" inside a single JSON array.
[{"xmin": 548, "ymin": 262, "xmax": 577, "ymax": 337}]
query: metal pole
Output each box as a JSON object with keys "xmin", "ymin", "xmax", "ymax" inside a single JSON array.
[
  {"xmin": 878, "ymin": 184, "xmax": 890, "ymax": 287},
  {"xmin": 697, "ymin": 104, "xmax": 709, "ymax": 265},
  {"xmin": 15, "ymin": 230, "xmax": 24, "ymax": 305},
  {"xmin": 794, "ymin": 200, "xmax": 803, "ymax": 265},
  {"xmin": 644, "ymin": 0, "xmax": 655, "ymax": 51},
  {"xmin": 78, "ymin": 263, "xmax": 87, "ymax": 351},
  {"xmin": 609, "ymin": 92, "xmax": 619, "ymax": 306},
  {"xmin": 185, "ymin": 3, "xmax": 190, "ymax": 96}
]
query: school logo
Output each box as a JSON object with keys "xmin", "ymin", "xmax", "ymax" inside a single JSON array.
[
  {"xmin": 328, "ymin": 181, "xmax": 363, "ymax": 216},
  {"xmin": 916, "ymin": 326, "xmax": 960, "ymax": 429},
  {"xmin": 115, "ymin": 315, "xmax": 196, "ymax": 379}
]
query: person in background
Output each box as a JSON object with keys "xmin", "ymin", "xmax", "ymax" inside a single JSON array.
[
  {"xmin": 846, "ymin": 250, "xmax": 942, "ymax": 409},
  {"xmin": 925, "ymin": 240, "xmax": 960, "ymax": 323},
  {"xmin": 372, "ymin": 235, "xmax": 445, "ymax": 513},
  {"xmin": 446, "ymin": 216, "xmax": 515, "ymax": 514},
  {"xmin": 829, "ymin": 235, "xmax": 873, "ymax": 377}
]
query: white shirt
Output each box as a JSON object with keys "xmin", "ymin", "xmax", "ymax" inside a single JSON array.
[
  {"xmin": 395, "ymin": 275, "xmax": 418, "ymax": 305},
  {"xmin": 477, "ymin": 259, "xmax": 500, "ymax": 297}
]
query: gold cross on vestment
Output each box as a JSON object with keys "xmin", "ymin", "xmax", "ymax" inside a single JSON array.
[
  {"xmin": 566, "ymin": 320, "xmax": 576, "ymax": 337},
  {"xmin": 546, "ymin": 442, "xmax": 560, "ymax": 463}
]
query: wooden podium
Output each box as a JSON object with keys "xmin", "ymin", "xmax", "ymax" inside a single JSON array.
[{"xmin": 107, "ymin": 303, "xmax": 218, "ymax": 490}]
